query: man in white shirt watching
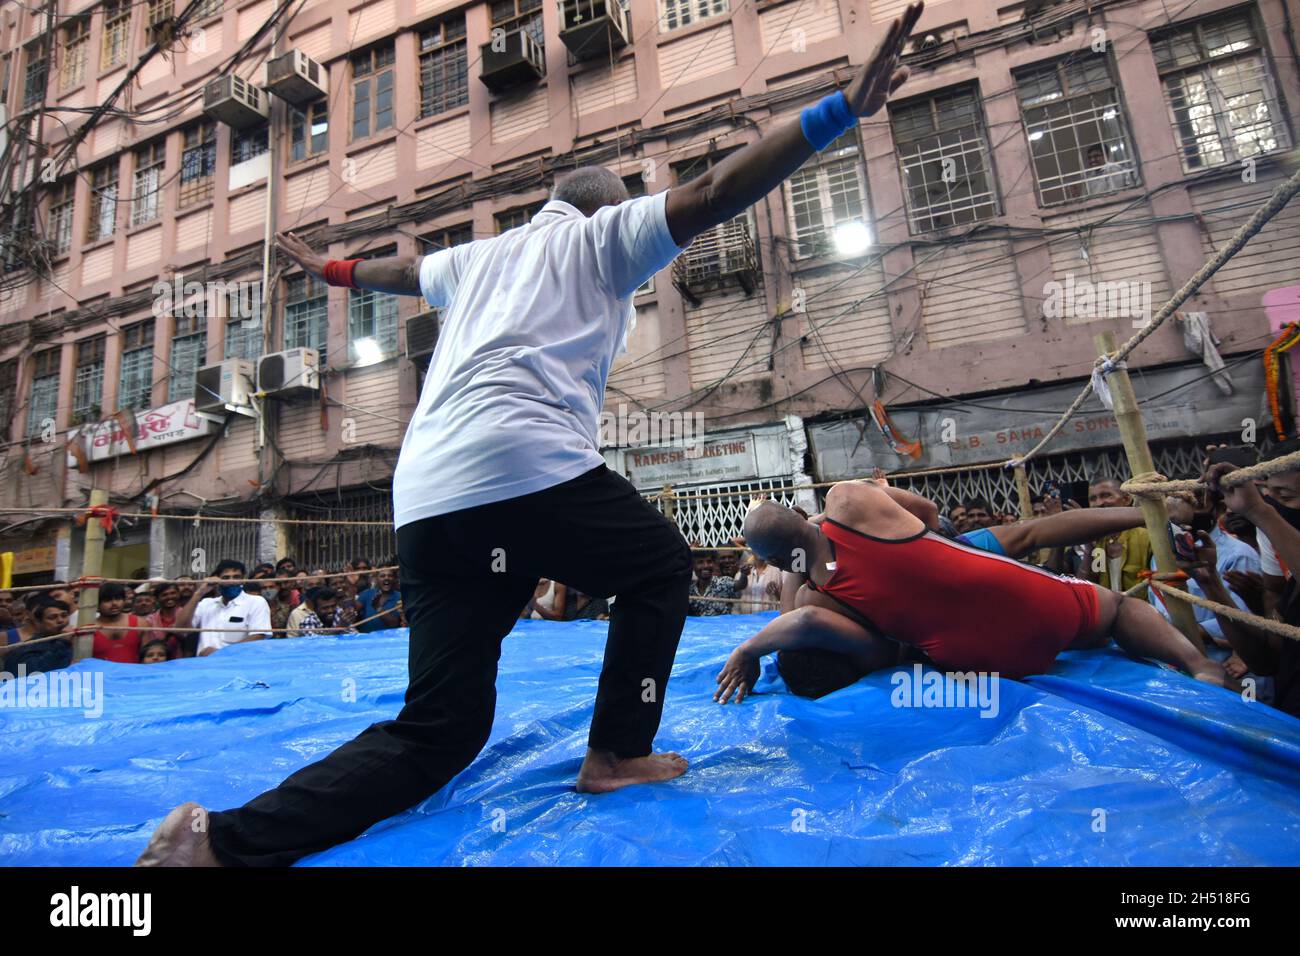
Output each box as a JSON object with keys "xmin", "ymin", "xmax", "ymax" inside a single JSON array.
[
  {"xmin": 136, "ymin": 1, "xmax": 925, "ymax": 867},
  {"xmin": 174, "ymin": 559, "xmax": 271, "ymax": 657}
]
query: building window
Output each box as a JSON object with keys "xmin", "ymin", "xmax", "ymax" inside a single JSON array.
[
  {"xmin": 0, "ymin": 360, "xmax": 17, "ymax": 439},
  {"xmin": 60, "ymin": 17, "xmax": 90, "ymax": 91},
  {"xmin": 87, "ymin": 163, "xmax": 118, "ymax": 242},
  {"xmin": 131, "ymin": 141, "xmax": 166, "ymax": 227},
  {"xmin": 661, "ymin": 0, "xmax": 728, "ymax": 32},
  {"xmin": 147, "ymin": 0, "xmax": 175, "ymax": 30},
  {"xmin": 179, "ymin": 122, "xmax": 216, "ymax": 207},
  {"xmin": 231, "ymin": 124, "xmax": 269, "ymax": 165},
  {"xmin": 28, "ymin": 349, "xmax": 61, "ymax": 437},
  {"xmin": 194, "ymin": 0, "xmax": 224, "ymax": 20},
  {"xmin": 285, "ymin": 273, "xmax": 328, "ymax": 361},
  {"xmin": 23, "ymin": 43, "xmax": 47, "ymax": 110},
  {"xmin": 225, "ymin": 284, "xmax": 263, "ymax": 361},
  {"xmin": 351, "ymin": 45, "xmax": 395, "ymax": 141},
  {"xmin": 423, "ymin": 222, "xmax": 474, "ymax": 252},
  {"xmin": 118, "ymin": 321, "xmax": 155, "ymax": 411},
  {"xmin": 420, "ymin": 18, "xmax": 469, "ymax": 119},
  {"xmin": 495, "ymin": 203, "xmax": 544, "ymax": 232},
  {"xmin": 102, "ymin": 0, "xmax": 132, "ymax": 69},
  {"xmin": 784, "ymin": 130, "xmax": 870, "ymax": 258},
  {"xmin": 1017, "ymin": 53, "xmax": 1138, "ymax": 206},
  {"xmin": 1151, "ymin": 8, "xmax": 1291, "ymax": 172},
  {"xmin": 348, "ymin": 249, "xmax": 400, "ymax": 365},
  {"xmin": 169, "ymin": 307, "xmax": 207, "ymax": 403},
  {"xmin": 290, "ymin": 100, "xmax": 329, "ymax": 162},
  {"xmin": 49, "ymin": 179, "xmax": 75, "ymax": 255},
  {"xmin": 492, "ymin": 0, "xmax": 544, "ymax": 45},
  {"xmin": 73, "ymin": 336, "xmax": 105, "ymax": 424},
  {"xmin": 890, "ymin": 85, "xmax": 999, "ymax": 233}
]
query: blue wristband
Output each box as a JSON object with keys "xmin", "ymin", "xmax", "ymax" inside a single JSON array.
[{"xmin": 800, "ymin": 91, "xmax": 857, "ymax": 151}]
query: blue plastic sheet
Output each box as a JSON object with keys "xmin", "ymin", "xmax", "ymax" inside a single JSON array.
[{"xmin": 3, "ymin": 612, "xmax": 1300, "ymax": 866}]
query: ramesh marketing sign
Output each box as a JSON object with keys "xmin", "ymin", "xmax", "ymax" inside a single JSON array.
[
  {"xmin": 67, "ymin": 399, "xmax": 219, "ymax": 465},
  {"xmin": 810, "ymin": 360, "xmax": 1269, "ymax": 480}
]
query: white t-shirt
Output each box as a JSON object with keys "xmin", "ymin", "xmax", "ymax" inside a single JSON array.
[
  {"xmin": 1258, "ymin": 530, "xmax": 1284, "ymax": 577},
  {"xmin": 194, "ymin": 590, "xmax": 272, "ymax": 654},
  {"xmin": 393, "ymin": 192, "xmax": 683, "ymax": 528}
]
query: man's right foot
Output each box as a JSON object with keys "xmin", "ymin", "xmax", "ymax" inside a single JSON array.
[
  {"xmin": 575, "ymin": 749, "xmax": 688, "ymax": 794},
  {"xmin": 134, "ymin": 802, "xmax": 224, "ymax": 867}
]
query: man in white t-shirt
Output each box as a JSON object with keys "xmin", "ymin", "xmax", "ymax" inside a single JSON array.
[
  {"xmin": 174, "ymin": 560, "xmax": 271, "ymax": 656},
  {"xmin": 136, "ymin": 3, "xmax": 925, "ymax": 868}
]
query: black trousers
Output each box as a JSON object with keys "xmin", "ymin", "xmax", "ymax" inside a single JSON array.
[{"xmin": 207, "ymin": 465, "xmax": 692, "ymax": 866}]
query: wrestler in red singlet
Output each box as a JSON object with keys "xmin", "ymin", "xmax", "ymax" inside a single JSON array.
[{"xmin": 812, "ymin": 518, "xmax": 1099, "ymax": 678}]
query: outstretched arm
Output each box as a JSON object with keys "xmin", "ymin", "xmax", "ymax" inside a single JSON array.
[
  {"xmin": 664, "ymin": 3, "xmax": 923, "ymax": 247},
  {"xmin": 989, "ymin": 506, "xmax": 1144, "ymax": 559},
  {"xmin": 276, "ymin": 231, "xmax": 424, "ymax": 297},
  {"xmin": 714, "ymin": 605, "xmax": 895, "ymax": 703}
]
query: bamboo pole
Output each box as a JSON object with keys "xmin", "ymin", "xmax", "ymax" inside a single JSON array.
[
  {"xmin": 1013, "ymin": 464, "xmax": 1033, "ymax": 520},
  {"xmin": 74, "ymin": 489, "xmax": 108, "ymax": 662},
  {"xmin": 1095, "ymin": 332, "xmax": 1204, "ymax": 652}
]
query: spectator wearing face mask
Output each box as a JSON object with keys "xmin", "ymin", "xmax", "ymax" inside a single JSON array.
[
  {"xmin": 250, "ymin": 567, "xmax": 292, "ymax": 637},
  {"xmin": 175, "ymin": 560, "xmax": 272, "ymax": 656}
]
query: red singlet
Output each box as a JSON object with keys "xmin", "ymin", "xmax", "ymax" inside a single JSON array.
[
  {"xmin": 814, "ymin": 519, "xmax": 1100, "ymax": 678},
  {"xmin": 92, "ymin": 614, "xmax": 145, "ymax": 664}
]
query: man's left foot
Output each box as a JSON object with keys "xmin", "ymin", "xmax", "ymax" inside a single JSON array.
[{"xmin": 134, "ymin": 802, "xmax": 224, "ymax": 867}]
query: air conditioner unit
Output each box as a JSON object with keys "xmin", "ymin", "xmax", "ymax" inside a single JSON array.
[
  {"xmin": 194, "ymin": 359, "xmax": 255, "ymax": 416},
  {"xmin": 258, "ymin": 347, "xmax": 320, "ymax": 399},
  {"xmin": 405, "ymin": 310, "xmax": 441, "ymax": 360},
  {"xmin": 202, "ymin": 74, "xmax": 270, "ymax": 130},
  {"xmin": 480, "ymin": 29, "xmax": 546, "ymax": 92},
  {"xmin": 264, "ymin": 49, "xmax": 327, "ymax": 107},
  {"xmin": 559, "ymin": 0, "xmax": 630, "ymax": 61}
]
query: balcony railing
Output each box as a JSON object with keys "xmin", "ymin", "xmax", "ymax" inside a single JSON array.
[{"xmin": 672, "ymin": 216, "xmax": 760, "ymax": 304}]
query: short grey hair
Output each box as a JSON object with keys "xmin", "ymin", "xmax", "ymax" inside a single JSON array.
[{"xmin": 551, "ymin": 166, "xmax": 629, "ymax": 216}]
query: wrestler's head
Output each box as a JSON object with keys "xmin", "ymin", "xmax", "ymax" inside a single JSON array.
[
  {"xmin": 743, "ymin": 501, "xmax": 816, "ymax": 572},
  {"xmin": 551, "ymin": 166, "xmax": 630, "ymax": 216}
]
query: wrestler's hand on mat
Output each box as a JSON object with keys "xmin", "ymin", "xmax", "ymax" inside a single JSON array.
[
  {"xmin": 843, "ymin": 2, "xmax": 923, "ymax": 118},
  {"xmin": 715, "ymin": 648, "xmax": 760, "ymax": 704},
  {"xmin": 276, "ymin": 231, "xmax": 327, "ymax": 280}
]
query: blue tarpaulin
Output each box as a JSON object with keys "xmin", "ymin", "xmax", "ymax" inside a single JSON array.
[{"xmin": 3, "ymin": 613, "xmax": 1300, "ymax": 866}]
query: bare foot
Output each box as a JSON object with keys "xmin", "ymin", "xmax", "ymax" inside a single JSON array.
[
  {"xmin": 134, "ymin": 802, "xmax": 224, "ymax": 867},
  {"xmin": 575, "ymin": 748, "xmax": 688, "ymax": 794},
  {"xmin": 1192, "ymin": 661, "xmax": 1239, "ymax": 692}
]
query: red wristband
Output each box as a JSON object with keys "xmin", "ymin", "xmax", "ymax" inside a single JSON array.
[{"xmin": 323, "ymin": 258, "xmax": 363, "ymax": 289}]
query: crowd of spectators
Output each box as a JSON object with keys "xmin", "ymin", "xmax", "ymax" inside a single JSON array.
[
  {"xmin": 0, "ymin": 555, "xmax": 405, "ymax": 675},
  {"xmin": 938, "ymin": 442, "xmax": 1300, "ymax": 716}
]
